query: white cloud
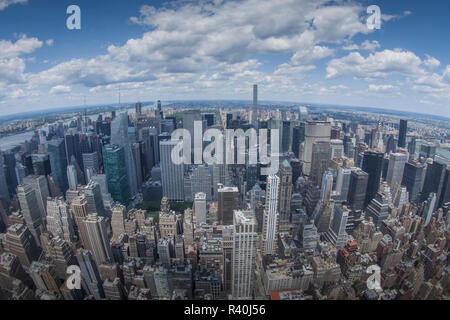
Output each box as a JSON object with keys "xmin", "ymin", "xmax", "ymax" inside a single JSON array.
[
  {"xmin": 50, "ymin": 85, "xmax": 71, "ymax": 95},
  {"xmin": 423, "ymin": 54, "xmax": 440, "ymax": 69},
  {"xmin": 368, "ymin": 84, "xmax": 396, "ymax": 92},
  {"xmin": 46, "ymin": 39, "xmax": 54, "ymax": 46},
  {"xmin": 0, "ymin": 0, "xmax": 26, "ymax": 11},
  {"xmin": 0, "ymin": 35, "xmax": 43, "ymax": 59},
  {"xmin": 326, "ymin": 49, "xmax": 425, "ymax": 79}
]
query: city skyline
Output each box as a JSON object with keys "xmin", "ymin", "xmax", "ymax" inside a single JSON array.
[{"xmin": 0, "ymin": 0, "xmax": 449, "ymax": 117}]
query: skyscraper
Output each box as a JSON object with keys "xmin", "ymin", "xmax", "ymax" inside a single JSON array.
[
  {"xmin": 17, "ymin": 184, "xmax": 43, "ymax": 245},
  {"xmin": 232, "ymin": 210, "xmax": 257, "ymax": 299},
  {"xmin": 347, "ymin": 169, "xmax": 369, "ymax": 211},
  {"xmin": 160, "ymin": 140, "xmax": 185, "ymax": 201},
  {"xmin": 301, "ymin": 121, "xmax": 331, "ymax": 176},
  {"xmin": 47, "ymin": 138, "xmax": 68, "ymax": 193},
  {"xmin": 83, "ymin": 181, "xmax": 105, "ymax": 217},
  {"xmin": 218, "ymin": 185, "xmax": 239, "ymax": 225},
  {"xmin": 262, "ymin": 175, "xmax": 279, "ymax": 255},
  {"xmin": 4, "ymin": 224, "xmax": 40, "ymax": 268},
  {"xmin": 310, "ymin": 141, "xmax": 332, "ymax": 186},
  {"xmin": 103, "ymin": 145, "xmax": 130, "ymax": 205},
  {"xmin": 336, "ymin": 166, "xmax": 351, "ymax": 201},
  {"xmin": 76, "ymin": 249, "xmax": 104, "ymax": 299},
  {"xmin": 420, "ymin": 159, "xmax": 446, "ymax": 206},
  {"xmin": 46, "ymin": 197, "xmax": 75, "ymax": 242},
  {"xmin": 194, "ymin": 192, "xmax": 207, "ymax": 224},
  {"xmin": 21, "ymin": 175, "xmax": 49, "ymax": 223},
  {"xmin": 83, "ymin": 214, "xmax": 113, "ymax": 265},
  {"xmin": 362, "ymin": 151, "xmax": 384, "ymax": 207},
  {"xmin": 398, "ymin": 119, "xmax": 407, "ymax": 148},
  {"xmin": 278, "ymin": 160, "xmax": 292, "ymax": 232},
  {"xmin": 111, "ymin": 112, "xmax": 138, "ymax": 197},
  {"xmin": 402, "ymin": 160, "xmax": 425, "ymax": 203},
  {"xmin": 251, "ymin": 84, "xmax": 258, "ymax": 129},
  {"xmin": 386, "ymin": 152, "xmax": 407, "ymax": 193},
  {"xmin": 67, "ymin": 165, "xmax": 78, "ymax": 191},
  {"xmin": 324, "ymin": 204, "xmax": 349, "ymax": 249}
]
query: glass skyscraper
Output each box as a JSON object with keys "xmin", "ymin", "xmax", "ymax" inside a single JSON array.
[{"xmin": 102, "ymin": 145, "xmax": 130, "ymax": 205}]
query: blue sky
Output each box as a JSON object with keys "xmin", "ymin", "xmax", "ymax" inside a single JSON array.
[{"xmin": 0, "ymin": 0, "xmax": 449, "ymax": 117}]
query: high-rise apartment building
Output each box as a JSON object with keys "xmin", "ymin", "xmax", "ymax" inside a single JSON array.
[
  {"xmin": 46, "ymin": 197, "xmax": 75, "ymax": 242},
  {"xmin": 262, "ymin": 175, "xmax": 279, "ymax": 255},
  {"xmin": 278, "ymin": 160, "xmax": 292, "ymax": 232}
]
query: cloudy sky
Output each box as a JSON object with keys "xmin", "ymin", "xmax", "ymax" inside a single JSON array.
[{"xmin": 0, "ymin": 0, "xmax": 449, "ymax": 117}]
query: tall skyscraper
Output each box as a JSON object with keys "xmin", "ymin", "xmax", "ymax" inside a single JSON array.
[
  {"xmin": 310, "ymin": 141, "xmax": 332, "ymax": 186},
  {"xmin": 402, "ymin": 160, "xmax": 425, "ymax": 203},
  {"xmin": 420, "ymin": 159, "xmax": 446, "ymax": 207},
  {"xmin": 103, "ymin": 145, "xmax": 130, "ymax": 205},
  {"xmin": 398, "ymin": 119, "xmax": 407, "ymax": 148},
  {"xmin": 47, "ymin": 138, "xmax": 68, "ymax": 193},
  {"xmin": 0, "ymin": 150, "xmax": 11, "ymax": 202},
  {"xmin": 218, "ymin": 185, "xmax": 239, "ymax": 225},
  {"xmin": 251, "ymin": 84, "xmax": 258, "ymax": 129},
  {"xmin": 324, "ymin": 204, "xmax": 349, "ymax": 249},
  {"xmin": 46, "ymin": 197, "xmax": 75, "ymax": 242},
  {"xmin": 194, "ymin": 192, "xmax": 207, "ymax": 224},
  {"xmin": 336, "ymin": 166, "xmax": 351, "ymax": 201},
  {"xmin": 232, "ymin": 210, "xmax": 257, "ymax": 299},
  {"xmin": 111, "ymin": 112, "xmax": 138, "ymax": 197},
  {"xmin": 83, "ymin": 214, "xmax": 113, "ymax": 265},
  {"xmin": 386, "ymin": 152, "xmax": 407, "ymax": 193},
  {"xmin": 347, "ymin": 169, "xmax": 369, "ymax": 211},
  {"xmin": 17, "ymin": 184, "xmax": 43, "ymax": 245},
  {"xmin": 261, "ymin": 175, "xmax": 279, "ymax": 255},
  {"xmin": 67, "ymin": 165, "xmax": 78, "ymax": 191},
  {"xmin": 22, "ymin": 175, "xmax": 49, "ymax": 223},
  {"xmin": 71, "ymin": 196, "xmax": 91, "ymax": 250},
  {"xmin": 160, "ymin": 140, "xmax": 185, "ymax": 201},
  {"xmin": 278, "ymin": 160, "xmax": 292, "ymax": 232},
  {"xmin": 76, "ymin": 249, "xmax": 104, "ymax": 299},
  {"xmin": 362, "ymin": 151, "xmax": 384, "ymax": 207},
  {"xmin": 83, "ymin": 181, "xmax": 105, "ymax": 216},
  {"xmin": 301, "ymin": 121, "xmax": 331, "ymax": 176}
]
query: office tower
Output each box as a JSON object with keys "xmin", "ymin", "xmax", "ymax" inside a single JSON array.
[
  {"xmin": 385, "ymin": 134, "xmax": 396, "ymax": 154},
  {"xmin": 320, "ymin": 171, "xmax": 334, "ymax": 203},
  {"xmin": 111, "ymin": 112, "xmax": 138, "ymax": 197},
  {"xmin": 423, "ymin": 193, "xmax": 437, "ymax": 227},
  {"xmin": 362, "ymin": 151, "xmax": 384, "ymax": 207},
  {"xmin": 157, "ymin": 238, "xmax": 172, "ymax": 267},
  {"xmin": 22, "ymin": 175, "xmax": 50, "ymax": 222},
  {"xmin": 183, "ymin": 109, "xmax": 202, "ymax": 156},
  {"xmin": 71, "ymin": 196, "xmax": 90, "ymax": 250},
  {"xmin": 402, "ymin": 160, "xmax": 425, "ymax": 203},
  {"xmin": 3, "ymin": 151, "xmax": 18, "ymax": 197},
  {"xmin": 191, "ymin": 165, "xmax": 212, "ymax": 201},
  {"xmin": 336, "ymin": 166, "xmax": 351, "ymax": 201},
  {"xmin": 131, "ymin": 143, "xmax": 143, "ymax": 191},
  {"xmin": 232, "ymin": 210, "xmax": 257, "ymax": 299},
  {"xmin": 281, "ymin": 120, "xmax": 292, "ymax": 153},
  {"xmin": 221, "ymin": 225, "xmax": 234, "ymax": 294},
  {"xmin": 212, "ymin": 163, "xmax": 226, "ymax": 201},
  {"xmin": 111, "ymin": 205, "xmax": 126, "ymax": 240},
  {"xmin": 29, "ymin": 261, "xmax": 61, "ymax": 294},
  {"xmin": 31, "ymin": 154, "xmax": 51, "ymax": 176},
  {"xmin": 82, "ymin": 152, "xmax": 99, "ymax": 178},
  {"xmin": 324, "ymin": 204, "xmax": 349, "ymax": 249},
  {"xmin": 43, "ymin": 236, "xmax": 77, "ymax": 280},
  {"xmin": 419, "ymin": 143, "xmax": 437, "ymax": 160},
  {"xmin": 407, "ymin": 137, "xmax": 417, "ymax": 160},
  {"xmin": 67, "ymin": 165, "xmax": 78, "ymax": 190},
  {"xmin": 17, "ymin": 184, "xmax": 43, "ymax": 245},
  {"xmin": 278, "ymin": 160, "xmax": 292, "ymax": 232},
  {"xmin": 47, "ymin": 138, "xmax": 68, "ymax": 193},
  {"xmin": 347, "ymin": 169, "xmax": 369, "ymax": 211},
  {"xmin": 398, "ymin": 120, "xmax": 407, "ymax": 148},
  {"xmin": 301, "ymin": 121, "xmax": 331, "ymax": 176},
  {"xmin": 251, "ymin": 84, "xmax": 258, "ymax": 128},
  {"xmin": 194, "ymin": 192, "xmax": 207, "ymax": 224},
  {"xmin": 76, "ymin": 249, "xmax": 104, "ymax": 299},
  {"xmin": 46, "ymin": 197, "xmax": 75, "ymax": 242},
  {"xmin": 218, "ymin": 185, "xmax": 239, "ymax": 225},
  {"xmin": 160, "ymin": 140, "xmax": 184, "ymax": 201},
  {"xmin": 420, "ymin": 159, "xmax": 446, "ymax": 206},
  {"xmin": 0, "ymin": 151, "xmax": 11, "ymax": 203},
  {"xmin": 135, "ymin": 102, "xmax": 142, "ymax": 115},
  {"xmin": 310, "ymin": 141, "xmax": 332, "ymax": 186},
  {"xmin": 365, "ymin": 192, "xmax": 391, "ymax": 229},
  {"xmin": 83, "ymin": 181, "xmax": 105, "ymax": 216},
  {"xmin": 103, "ymin": 145, "xmax": 130, "ymax": 205},
  {"xmin": 292, "ymin": 124, "xmax": 305, "ymax": 159},
  {"xmin": 302, "ymin": 223, "xmax": 319, "ymax": 250},
  {"xmin": 83, "ymin": 214, "xmax": 113, "ymax": 265},
  {"xmin": 262, "ymin": 175, "xmax": 280, "ymax": 255},
  {"xmin": 386, "ymin": 152, "xmax": 407, "ymax": 193},
  {"xmin": 4, "ymin": 224, "xmax": 40, "ymax": 268},
  {"xmin": 90, "ymin": 174, "xmax": 110, "ymax": 199},
  {"xmin": 438, "ymin": 165, "xmax": 450, "ymax": 209}
]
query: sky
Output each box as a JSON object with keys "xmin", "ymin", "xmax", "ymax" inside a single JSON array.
[{"xmin": 0, "ymin": 0, "xmax": 449, "ymax": 117}]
